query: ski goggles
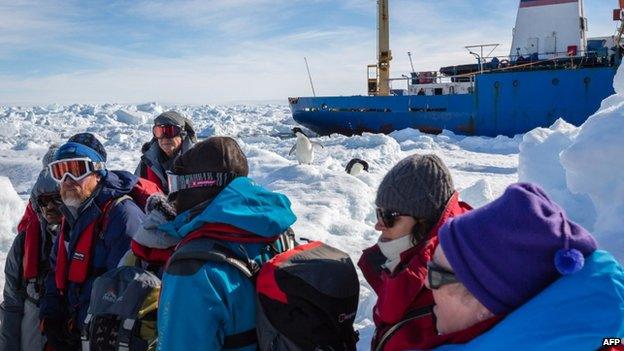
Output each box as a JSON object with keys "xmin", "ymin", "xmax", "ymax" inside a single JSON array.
[
  {"xmin": 167, "ymin": 171, "xmax": 238, "ymax": 194},
  {"xmin": 48, "ymin": 158, "xmax": 106, "ymax": 183},
  {"xmin": 427, "ymin": 261, "xmax": 459, "ymax": 289},
  {"xmin": 375, "ymin": 208, "xmax": 409, "ymax": 228},
  {"xmin": 153, "ymin": 124, "xmax": 183, "ymax": 139}
]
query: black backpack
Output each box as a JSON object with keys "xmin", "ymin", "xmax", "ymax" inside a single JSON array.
[
  {"xmin": 168, "ymin": 232, "xmax": 360, "ymax": 351},
  {"xmin": 81, "ymin": 266, "xmax": 160, "ymax": 351}
]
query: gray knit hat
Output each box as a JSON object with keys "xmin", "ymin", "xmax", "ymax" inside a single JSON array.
[
  {"xmin": 154, "ymin": 111, "xmax": 197, "ymax": 142},
  {"xmin": 375, "ymin": 154, "xmax": 454, "ymax": 222}
]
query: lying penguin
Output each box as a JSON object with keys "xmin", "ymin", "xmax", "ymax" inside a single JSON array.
[
  {"xmin": 289, "ymin": 127, "xmax": 324, "ymax": 165},
  {"xmin": 345, "ymin": 158, "xmax": 369, "ymax": 176}
]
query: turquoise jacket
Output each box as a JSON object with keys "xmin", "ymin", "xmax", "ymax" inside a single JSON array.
[
  {"xmin": 157, "ymin": 177, "xmax": 297, "ymax": 351},
  {"xmin": 433, "ymin": 250, "xmax": 624, "ymax": 351}
]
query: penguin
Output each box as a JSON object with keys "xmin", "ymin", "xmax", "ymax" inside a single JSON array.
[
  {"xmin": 289, "ymin": 127, "xmax": 324, "ymax": 165},
  {"xmin": 345, "ymin": 158, "xmax": 369, "ymax": 176}
]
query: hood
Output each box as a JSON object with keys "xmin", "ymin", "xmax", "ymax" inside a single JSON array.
[
  {"xmin": 30, "ymin": 168, "xmax": 59, "ymax": 211},
  {"xmin": 97, "ymin": 170, "xmax": 139, "ymax": 202},
  {"xmin": 160, "ymin": 177, "xmax": 296, "ymax": 239},
  {"xmin": 432, "ymin": 250, "xmax": 624, "ymax": 351}
]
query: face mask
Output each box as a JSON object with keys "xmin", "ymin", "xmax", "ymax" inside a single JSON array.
[{"xmin": 377, "ymin": 234, "xmax": 414, "ymax": 273}]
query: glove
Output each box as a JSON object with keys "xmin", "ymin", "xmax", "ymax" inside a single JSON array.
[
  {"xmin": 133, "ymin": 194, "xmax": 179, "ymax": 249},
  {"xmin": 40, "ymin": 317, "xmax": 80, "ymax": 350}
]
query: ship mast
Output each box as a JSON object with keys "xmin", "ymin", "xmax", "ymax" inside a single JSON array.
[{"xmin": 377, "ymin": 0, "xmax": 392, "ymax": 96}]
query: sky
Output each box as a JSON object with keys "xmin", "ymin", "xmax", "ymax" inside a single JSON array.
[{"xmin": 0, "ymin": 0, "xmax": 617, "ymax": 105}]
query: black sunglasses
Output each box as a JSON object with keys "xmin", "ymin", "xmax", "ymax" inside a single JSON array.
[
  {"xmin": 427, "ymin": 261, "xmax": 458, "ymax": 289},
  {"xmin": 375, "ymin": 208, "xmax": 409, "ymax": 228},
  {"xmin": 37, "ymin": 193, "xmax": 62, "ymax": 208}
]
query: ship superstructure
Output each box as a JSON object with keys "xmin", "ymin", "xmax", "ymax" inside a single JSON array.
[{"xmin": 288, "ymin": 0, "xmax": 622, "ymax": 137}]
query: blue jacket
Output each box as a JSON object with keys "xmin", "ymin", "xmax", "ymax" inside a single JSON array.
[
  {"xmin": 157, "ymin": 177, "xmax": 297, "ymax": 351},
  {"xmin": 432, "ymin": 250, "xmax": 624, "ymax": 351},
  {"xmin": 40, "ymin": 171, "xmax": 145, "ymax": 329}
]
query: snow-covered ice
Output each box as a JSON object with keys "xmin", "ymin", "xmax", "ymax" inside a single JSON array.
[{"xmin": 0, "ymin": 63, "xmax": 622, "ymax": 347}]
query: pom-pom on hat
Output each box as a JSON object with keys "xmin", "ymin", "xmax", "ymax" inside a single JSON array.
[{"xmin": 438, "ymin": 183, "xmax": 597, "ymax": 315}]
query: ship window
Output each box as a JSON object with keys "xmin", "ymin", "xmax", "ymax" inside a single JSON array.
[
  {"xmin": 584, "ymin": 77, "xmax": 591, "ymax": 84},
  {"xmin": 321, "ymin": 103, "xmax": 328, "ymax": 110},
  {"xmin": 513, "ymin": 80, "xmax": 519, "ymax": 87},
  {"xmin": 449, "ymin": 86, "xmax": 455, "ymax": 94},
  {"xmin": 434, "ymin": 88, "xmax": 443, "ymax": 95},
  {"xmin": 552, "ymin": 78, "xmax": 559, "ymax": 86}
]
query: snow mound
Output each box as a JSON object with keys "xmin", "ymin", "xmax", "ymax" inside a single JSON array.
[
  {"xmin": 460, "ymin": 179, "xmax": 493, "ymax": 208},
  {"xmin": 0, "ymin": 177, "xmax": 26, "ymax": 293},
  {"xmin": 560, "ymin": 98, "xmax": 624, "ymax": 262},
  {"xmin": 518, "ymin": 63, "xmax": 624, "ymax": 262},
  {"xmin": 114, "ymin": 109, "xmax": 147, "ymax": 125}
]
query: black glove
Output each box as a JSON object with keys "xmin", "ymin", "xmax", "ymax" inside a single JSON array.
[{"xmin": 41, "ymin": 317, "xmax": 81, "ymax": 351}]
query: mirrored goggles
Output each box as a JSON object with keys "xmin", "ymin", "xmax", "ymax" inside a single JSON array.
[
  {"xmin": 427, "ymin": 261, "xmax": 459, "ymax": 289},
  {"xmin": 375, "ymin": 207, "xmax": 409, "ymax": 228},
  {"xmin": 153, "ymin": 124, "xmax": 183, "ymax": 139},
  {"xmin": 48, "ymin": 158, "xmax": 106, "ymax": 183},
  {"xmin": 167, "ymin": 171, "xmax": 237, "ymax": 194}
]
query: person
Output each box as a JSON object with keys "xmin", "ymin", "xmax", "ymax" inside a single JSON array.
[
  {"xmin": 38, "ymin": 133, "xmax": 146, "ymax": 350},
  {"xmin": 426, "ymin": 183, "xmax": 624, "ymax": 350},
  {"xmin": 0, "ymin": 145, "xmax": 62, "ymax": 350},
  {"xmin": 156, "ymin": 137, "xmax": 297, "ymax": 350},
  {"xmin": 135, "ymin": 111, "xmax": 197, "ymax": 193},
  {"xmin": 357, "ymin": 154, "xmax": 471, "ymax": 351}
]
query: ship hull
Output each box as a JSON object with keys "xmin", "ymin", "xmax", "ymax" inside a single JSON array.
[{"xmin": 289, "ymin": 66, "xmax": 617, "ymax": 137}]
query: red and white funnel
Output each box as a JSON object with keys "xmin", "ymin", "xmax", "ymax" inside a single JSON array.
[{"xmin": 510, "ymin": 0, "xmax": 587, "ymax": 60}]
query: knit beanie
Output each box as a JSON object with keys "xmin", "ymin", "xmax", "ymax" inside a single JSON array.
[
  {"xmin": 172, "ymin": 137, "xmax": 249, "ymax": 213},
  {"xmin": 154, "ymin": 111, "xmax": 197, "ymax": 142},
  {"xmin": 439, "ymin": 183, "xmax": 597, "ymax": 315},
  {"xmin": 55, "ymin": 132, "xmax": 107, "ymax": 163},
  {"xmin": 375, "ymin": 154, "xmax": 454, "ymax": 223}
]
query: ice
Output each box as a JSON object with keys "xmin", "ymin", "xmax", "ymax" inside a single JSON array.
[
  {"xmin": 0, "ymin": 63, "xmax": 622, "ymax": 345},
  {"xmin": 0, "ymin": 177, "xmax": 27, "ymax": 293}
]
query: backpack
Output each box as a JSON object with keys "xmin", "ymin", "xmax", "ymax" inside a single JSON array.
[
  {"xmin": 168, "ymin": 231, "xmax": 360, "ymax": 351},
  {"xmin": 78, "ymin": 177, "xmax": 163, "ymax": 351},
  {"xmin": 81, "ymin": 266, "xmax": 161, "ymax": 351}
]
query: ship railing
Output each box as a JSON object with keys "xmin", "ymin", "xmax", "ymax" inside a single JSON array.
[{"xmin": 396, "ymin": 49, "xmax": 612, "ymax": 86}]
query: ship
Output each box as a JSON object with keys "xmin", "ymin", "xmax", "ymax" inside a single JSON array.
[{"xmin": 288, "ymin": 0, "xmax": 623, "ymax": 137}]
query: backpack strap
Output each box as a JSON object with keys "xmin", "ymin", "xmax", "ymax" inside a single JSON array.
[{"xmin": 374, "ymin": 305, "xmax": 433, "ymax": 351}]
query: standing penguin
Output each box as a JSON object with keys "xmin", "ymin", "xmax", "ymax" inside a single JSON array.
[
  {"xmin": 289, "ymin": 127, "xmax": 324, "ymax": 165},
  {"xmin": 345, "ymin": 158, "xmax": 369, "ymax": 176}
]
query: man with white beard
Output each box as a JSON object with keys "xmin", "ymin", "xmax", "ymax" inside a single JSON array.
[{"xmin": 39, "ymin": 133, "xmax": 145, "ymax": 350}]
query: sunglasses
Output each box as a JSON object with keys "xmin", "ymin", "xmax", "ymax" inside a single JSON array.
[
  {"xmin": 37, "ymin": 193, "xmax": 63, "ymax": 208},
  {"xmin": 153, "ymin": 124, "xmax": 183, "ymax": 139},
  {"xmin": 427, "ymin": 261, "xmax": 459, "ymax": 289},
  {"xmin": 48, "ymin": 158, "xmax": 106, "ymax": 183},
  {"xmin": 375, "ymin": 208, "xmax": 409, "ymax": 228}
]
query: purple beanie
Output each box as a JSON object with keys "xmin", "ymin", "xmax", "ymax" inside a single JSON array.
[{"xmin": 438, "ymin": 183, "xmax": 597, "ymax": 315}]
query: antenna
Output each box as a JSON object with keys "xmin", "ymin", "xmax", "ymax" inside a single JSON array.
[
  {"xmin": 407, "ymin": 51, "xmax": 415, "ymax": 73},
  {"xmin": 304, "ymin": 57, "xmax": 317, "ymax": 97}
]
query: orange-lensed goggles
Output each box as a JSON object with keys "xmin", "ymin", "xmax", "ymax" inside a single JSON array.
[
  {"xmin": 153, "ymin": 124, "xmax": 183, "ymax": 139},
  {"xmin": 48, "ymin": 158, "xmax": 106, "ymax": 182}
]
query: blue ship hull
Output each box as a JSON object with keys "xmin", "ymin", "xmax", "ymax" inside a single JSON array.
[{"xmin": 289, "ymin": 66, "xmax": 617, "ymax": 137}]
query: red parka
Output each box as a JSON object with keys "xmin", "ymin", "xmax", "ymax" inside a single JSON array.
[{"xmin": 358, "ymin": 192, "xmax": 471, "ymax": 351}]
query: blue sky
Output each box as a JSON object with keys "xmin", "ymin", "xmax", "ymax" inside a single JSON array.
[{"xmin": 0, "ymin": 0, "xmax": 616, "ymax": 105}]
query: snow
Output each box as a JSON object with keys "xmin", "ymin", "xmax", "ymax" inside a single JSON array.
[
  {"xmin": 0, "ymin": 177, "xmax": 26, "ymax": 293},
  {"xmin": 0, "ymin": 62, "xmax": 621, "ymax": 346},
  {"xmin": 517, "ymin": 63, "xmax": 624, "ymax": 263}
]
